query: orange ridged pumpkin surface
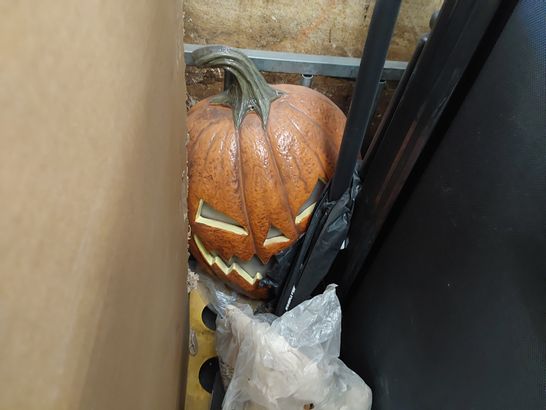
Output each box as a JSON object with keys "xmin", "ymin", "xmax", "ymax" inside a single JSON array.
[{"xmin": 187, "ymin": 46, "xmax": 345, "ymax": 298}]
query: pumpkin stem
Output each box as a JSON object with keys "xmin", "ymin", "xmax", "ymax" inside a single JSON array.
[{"xmin": 192, "ymin": 45, "xmax": 283, "ymax": 129}]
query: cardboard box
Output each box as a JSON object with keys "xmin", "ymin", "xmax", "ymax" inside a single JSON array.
[{"xmin": 0, "ymin": 1, "xmax": 188, "ymax": 408}]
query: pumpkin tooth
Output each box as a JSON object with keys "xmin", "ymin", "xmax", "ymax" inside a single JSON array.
[
  {"xmin": 194, "ymin": 235, "xmax": 261, "ymax": 285},
  {"xmin": 230, "ymin": 262, "xmax": 255, "ymax": 283},
  {"xmin": 194, "ymin": 234, "xmax": 214, "ymax": 265}
]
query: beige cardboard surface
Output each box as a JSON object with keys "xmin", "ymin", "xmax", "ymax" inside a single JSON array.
[{"xmin": 0, "ymin": 0, "xmax": 188, "ymax": 409}]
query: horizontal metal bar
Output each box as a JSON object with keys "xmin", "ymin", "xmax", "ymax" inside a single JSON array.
[{"xmin": 184, "ymin": 43, "xmax": 407, "ymax": 81}]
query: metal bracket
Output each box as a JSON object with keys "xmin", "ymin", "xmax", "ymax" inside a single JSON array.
[{"xmin": 184, "ymin": 43, "xmax": 407, "ymax": 81}]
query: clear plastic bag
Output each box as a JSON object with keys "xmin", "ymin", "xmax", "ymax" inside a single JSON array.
[
  {"xmin": 216, "ymin": 285, "xmax": 372, "ymax": 410},
  {"xmin": 197, "ymin": 272, "xmax": 239, "ymax": 317}
]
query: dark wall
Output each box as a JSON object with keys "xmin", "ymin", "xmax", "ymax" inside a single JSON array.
[{"xmin": 341, "ymin": 1, "xmax": 546, "ymax": 409}]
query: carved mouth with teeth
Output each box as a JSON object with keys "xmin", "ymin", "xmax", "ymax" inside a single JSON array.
[
  {"xmin": 193, "ymin": 234, "xmax": 270, "ymax": 285},
  {"xmin": 190, "ymin": 181, "xmax": 325, "ymax": 298}
]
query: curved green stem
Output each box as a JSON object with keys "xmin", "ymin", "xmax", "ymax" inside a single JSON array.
[{"xmin": 192, "ymin": 45, "xmax": 283, "ymax": 129}]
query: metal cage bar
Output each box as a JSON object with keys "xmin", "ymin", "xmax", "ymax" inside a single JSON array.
[{"xmin": 184, "ymin": 43, "xmax": 407, "ymax": 81}]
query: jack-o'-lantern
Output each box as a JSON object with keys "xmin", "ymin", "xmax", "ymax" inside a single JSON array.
[{"xmin": 187, "ymin": 46, "xmax": 345, "ymax": 299}]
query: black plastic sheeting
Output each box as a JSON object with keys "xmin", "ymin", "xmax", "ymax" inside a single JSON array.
[
  {"xmin": 269, "ymin": 0, "xmax": 401, "ymax": 314},
  {"xmin": 273, "ymin": 171, "xmax": 361, "ymax": 315}
]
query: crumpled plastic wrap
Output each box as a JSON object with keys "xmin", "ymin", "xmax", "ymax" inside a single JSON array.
[
  {"xmin": 216, "ymin": 285, "xmax": 372, "ymax": 410},
  {"xmin": 197, "ymin": 272, "xmax": 239, "ymax": 317}
]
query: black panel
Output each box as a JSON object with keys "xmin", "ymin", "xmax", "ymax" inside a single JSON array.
[
  {"xmin": 341, "ymin": 1, "xmax": 546, "ymax": 409},
  {"xmin": 329, "ymin": 0, "xmax": 511, "ymax": 300}
]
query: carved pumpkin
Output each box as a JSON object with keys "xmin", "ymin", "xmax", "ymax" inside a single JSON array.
[{"xmin": 187, "ymin": 46, "xmax": 345, "ymax": 299}]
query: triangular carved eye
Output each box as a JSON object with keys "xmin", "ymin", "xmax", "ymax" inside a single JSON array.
[
  {"xmin": 295, "ymin": 180, "xmax": 326, "ymax": 224},
  {"xmin": 263, "ymin": 225, "xmax": 290, "ymax": 246},
  {"xmin": 196, "ymin": 200, "xmax": 248, "ymax": 236}
]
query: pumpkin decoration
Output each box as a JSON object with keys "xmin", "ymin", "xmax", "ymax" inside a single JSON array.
[{"xmin": 187, "ymin": 46, "xmax": 345, "ymax": 299}]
